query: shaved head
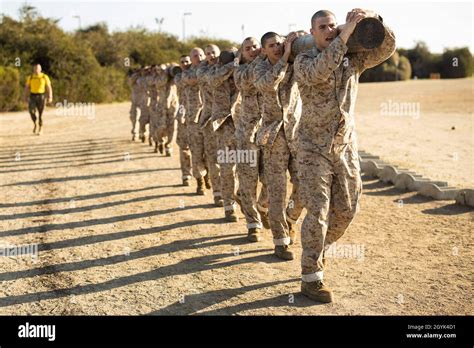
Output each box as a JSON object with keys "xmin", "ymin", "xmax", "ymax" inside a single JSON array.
[
  {"xmin": 310, "ymin": 10, "xmax": 338, "ymax": 50},
  {"xmin": 311, "ymin": 10, "xmax": 336, "ymax": 28},
  {"xmin": 261, "ymin": 31, "xmax": 282, "ymax": 48},
  {"xmin": 190, "ymin": 47, "xmax": 205, "ymax": 66},
  {"xmin": 204, "ymin": 44, "xmax": 221, "ymax": 65},
  {"xmin": 241, "ymin": 37, "xmax": 260, "ymax": 63}
]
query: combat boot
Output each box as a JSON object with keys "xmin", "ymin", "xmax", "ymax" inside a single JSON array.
[
  {"xmin": 301, "ymin": 280, "xmax": 333, "ymax": 303},
  {"xmin": 154, "ymin": 143, "xmax": 158, "ymax": 153},
  {"xmin": 225, "ymin": 210, "xmax": 238, "ymax": 222},
  {"xmin": 204, "ymin": 173, "xmax": 211, "ymax": 189},
  {"xmin": 148, "ymin": 137, "xmax": 153, "ymax": 146},
  {"xmin": 247, "ymin": 228, "xmax": 262, "ymax": 242},
  {"xmin": 165, "ymin": 147, "xmax": 172, "ymax": 157},
  {"xmin": 182, "ymin": 178, "xmax": 191, "ymax": 186},
  {"xmin": 132, "ymin": 134, "xmax": 137, "ymax": 142},
  {"xmin": 158, "ymin": 143, "xmax": 164, "ymax": 154},
  {"xmin": 214, "ymin": 196, "xmax": 224, "ymax": 207},
  {"xmin": 274, "ymin": 245, "xmax": 294, "ymax": 260},
  {"xmin": 196, "ymin": 177, "xmax": 205, "ymax": 195}
]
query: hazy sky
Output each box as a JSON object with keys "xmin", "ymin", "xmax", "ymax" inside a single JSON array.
[{"xmin": 1, "ymin": 0, "xmax": 472, "ymax": 53}]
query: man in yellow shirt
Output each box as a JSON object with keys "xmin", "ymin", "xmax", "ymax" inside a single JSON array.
[{"xmin": 24, "ymin": 64, "xmax": 53, "ymax": 135}]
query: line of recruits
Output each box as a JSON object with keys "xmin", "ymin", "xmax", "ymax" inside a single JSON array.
[{"xmin": 127, "ymin": 8, "xmax": 395, "ymax": 303}]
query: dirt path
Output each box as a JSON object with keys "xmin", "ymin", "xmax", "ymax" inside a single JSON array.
[{"xmin": 0, "ymin": 101, "xmax": 472, "ymax": 315}]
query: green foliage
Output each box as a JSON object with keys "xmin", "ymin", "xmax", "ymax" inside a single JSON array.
[
  {"xmin": 439, "ymin": 47, "xmax": 472, "ymax": 78},
  {"xmin": 360, "ymin": 51, "xmax": 412, "ymax": 82},
  {"xmin": 0, "ymin": 66, "xmax": 20, "ymax": 111},
  {"xmin": 1, "ymin": 5, "xmax": 471, "ymax": 109},
  {"xmin": 361, "ymin": 41, "xmax": 472, "ymax": 82},
  {"xmin": 0, "ymin": 5, "xmax": 237, "ymax": 111}
]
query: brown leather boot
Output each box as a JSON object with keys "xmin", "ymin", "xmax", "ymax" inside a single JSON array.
[
  {"xmin": 204, "ymin": 173, "xmax": 211, "ymax": 189},
  {"xmin": 247, "ymin": 228, "xmax": 262, "ymax": 242},
  {"xmin": 214, "ymin": 196, "xmax": 224, "ymax": 207},
  {"xmin": 225, "ymin": 210, "xmax": 238, "ymax": 222},
  {"xmin": 274, "ymin": 245, "xmax": 294, "ymax": 260},
  {"xmin": 196, "ymin": 177, "xmax": 205, "ymax": 195},
  {"xmin": 301, "ymin": 280, "xmax": 333, "ymax": 303}
]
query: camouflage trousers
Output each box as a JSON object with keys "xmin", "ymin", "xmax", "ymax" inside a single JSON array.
[
  {"xmin": 176, "ymin": 120, "xmax": 192, "ymax": 181},
  {"xmin": 129, "ymin": 100, "xmax": 140, "ymax": 135},
  {"xmin": 202, "ymin": 122, "xmax": 222, "ymax": 199},
  {"xmin": 215, "ymin": 118, "xmax": 238, "ymax": 213},
  {"xmin": 187, "ymin": 121, "xmax": 207, "ymax": 179},
  {"xmin": 236, "ymin": 139, "xmax": 268, "ymax": 229},
  {"xmin": 149, "ymin": 108, "xmax": 160, "ymax": 143},
  {"xmin": 156, "ymin": 111, "xmax": 176, "ymax": 151},
  {"xmin": 297, "ymin": 142, "xmax": 362, "ymax": 282},
  {"xmin": 138, "ymin": 103, "xmax": 150, "ymax": 138},
  {"xmin": 263, "ymin": 129, "xmax": 303, "ymax": 246}
]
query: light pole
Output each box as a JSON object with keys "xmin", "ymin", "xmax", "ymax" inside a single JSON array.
[
  {"xmin": 155, "ymin": 17, "xmax": 164, "ymax": 32},
  {"xmin": 182, "ymin": 12, "xmax": 192, "ymax": 41},
  {"xmin": 73, "ymin": 15, "xmax": 81, "ymax": 30}
]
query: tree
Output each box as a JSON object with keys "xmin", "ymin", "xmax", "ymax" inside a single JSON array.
[
  {"xmin": 406, "ymin": 41, "xmax": 434, "ymax": 78},
  {"xmin": 439, "ymin": 47, "xmax": 472, "ymax": 78}
]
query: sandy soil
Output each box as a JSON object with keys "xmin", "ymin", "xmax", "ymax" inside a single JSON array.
[
  {"xmin": 0, "ymin": 80, "xmax": 472, "ymax": 315},
  {"xmin": 356, "ymin": 78, "xmax": 473, "ymax": 188}
]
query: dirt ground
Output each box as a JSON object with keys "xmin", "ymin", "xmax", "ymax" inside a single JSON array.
[
  {"xmin": 0, "ymin": 80, "xmax": 472, "ymax": 315},
  {"xmin": 356, "ymin": 78, "xmax": 473, "ymax": 188}
]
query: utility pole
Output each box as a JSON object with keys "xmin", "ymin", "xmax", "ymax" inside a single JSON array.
[
  {"xmin": 73, "ymin": 15, "xmax": 81, "ymax": 30},
  {"xmin": 155, "ymin": 17, "xmax": 164, "ymax": 32},
  {"xmin": 182, "ymin": 12, "xmax": 192, "ymax": 41}
]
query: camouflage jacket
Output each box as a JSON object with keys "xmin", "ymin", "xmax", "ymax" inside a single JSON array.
[
  {"xmin": 196, "ymin": 61, "xmax": 214, "ymax": 128},
  {"xmin": 135, "ymin": 76, "xmax": 150, "ymax": 106},
  {"xmin": 181, "ymin": 64, "xmax": 203, "ymax": 124},
  {"xmin": 294, "ymin": 21, "xmax": 396, "ymax": 154},
  {"xmin": 154, "ymin": 70, "xmax": 169, "ymax": 111},
  {"xmin": 207, "ymin": 61, "xmax": 239, "ymax": 131},
  {"xmin": 165, "ymin": 82, "xmax": 179, "ymax": 118},
  {"xmin": 173, "ymin": 72, "xmax": 187, "ymax": 123},
  {"xmin": 233, "ymin": 56, "xmax": 264, "ymax": 143},
  {"xmin": 128, "ymin": 74, "xmax": 141, "ymax": 102},
  {"xmin": 253, "ymin": 57, "xmax": 301, "ymax": 154}
]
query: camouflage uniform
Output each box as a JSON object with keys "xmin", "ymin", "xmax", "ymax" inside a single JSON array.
[
  {"xmin": 234, "ymin": 56, "xmax": 269, "ymax": 229},
  {"xmin": 137, "ymin": 74, "xmax": 152, "ymax": 140},
  {"xmin": 148, "ymin": 72, "xmax": 160, "ymax": 144},
  {"xmin": 154, "ymin": 70, "xmax": 178, "ymax": 153},
  {"xmin": 196, "ymin": 61, "xmax": 222, "ymax": 200},
  {"xmin": 174, "ymin": 72, "xmax": 192, "ymax": 182},
  {"xmin": 207, "ymin": 61, "xmax": 240, "ymax": 214},
  {"xmin": 128, "ymin": 72, "xmax": 142, "ymax": 137},
  {"xmin": 294, "ymin": 21, "xmax": 396, "ymax": 282},
  {"xmin": 181, "ymin": 65, "xmax": 207, "ymax": 180},
  {"xmin": 253, "ymin": 57, "xmax": 304, "ymax": 246}
]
